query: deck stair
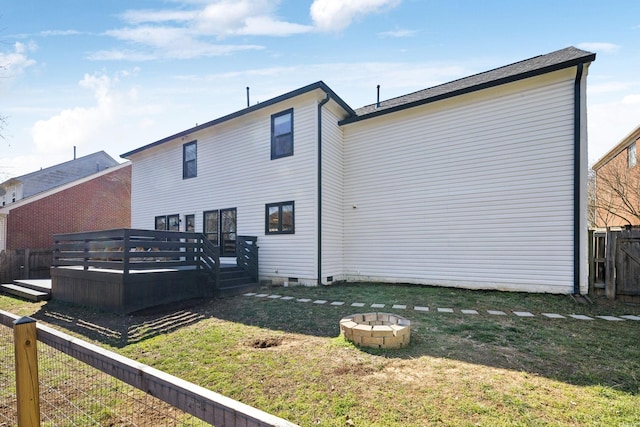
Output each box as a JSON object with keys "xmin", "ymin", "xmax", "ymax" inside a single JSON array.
[
  {"xmin": 1, "ymin": 279, "xmax": 52, "ymax": 302},
  {"xmin": 216, "ymin": 265, "xmax": 259, "ymax": 298}
]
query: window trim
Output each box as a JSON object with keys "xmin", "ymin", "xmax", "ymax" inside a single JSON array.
[
  {"xmin": 629, "ymin": 141, "xmax": 637, "ymax": 168},
  {"xmin": 203, "ymin": 210, "xmax": 219, "ymax": 245},
  {"xmin": 270, "ymin": 109, "xmax": 294, "ymax": 160},
  {"xmin": 265, "ymin": 201, "xmax": 295, "ymax": 234},
  {"xmin": 185, "ymin": 214, "xmax": 195, "ymax": 232},
  {"xmin": 155, "ymin": 215, "xmax": 167, "ymax": 231},
  {"xmin": 155, "ymin": 214, "xmax": 180, "ymax": 231},
  {"xmin": 183, "ymin": 140, "xmax": 197, "ymax": 179}
]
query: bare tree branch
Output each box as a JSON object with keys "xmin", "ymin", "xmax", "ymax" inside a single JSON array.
[{"xmin": 593, "ymin": 152, "xmax": 640, "ymax": 227}]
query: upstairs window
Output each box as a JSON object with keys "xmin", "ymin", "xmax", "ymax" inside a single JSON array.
[
  {"xmin": 271, "ymin": 109, "xmax": 293, "ymax": 159},
  {"xmin": 183, "ymin": 141, "xmax": 197, "ymax": 179},
  {"xmin": 629, "ymin": 142, "xmax": 637, "ymax": 168},
  {"xmin": 266, "ymin": 201, "xmax": 295, "ymax": 234}
]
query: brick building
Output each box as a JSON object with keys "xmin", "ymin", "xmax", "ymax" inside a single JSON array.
[
  {"xmin": 0, "ymin": 162, "xmax": 131, "ymax": 250},
  {"xmin": 592, "ymin": 125, "xmax": 640, "ymax": 228}
]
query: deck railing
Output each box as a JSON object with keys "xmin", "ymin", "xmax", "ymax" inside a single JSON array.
[
  {"xmin": 53, "ymin": 229, "xmax": 257, "ymax": 290},
  {"xmin": 237, "ymin": 236, "xmax": 259, "ymax": 283},
  {"xmin": 53, "ymin": 228, "xmax": 203, "ymax": 271}
]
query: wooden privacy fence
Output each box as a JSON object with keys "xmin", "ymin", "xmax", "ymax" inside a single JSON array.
[
  {"xmin": 1, "ymin": 309, "xmax": 299, "ymax": 427},
  {"xmin": 590, "ymin": 227, "xmax": 640, "ymax": 303},
  {"xmin": 0, "ymin": 249, "xmax": 53, "ymax": 283}
]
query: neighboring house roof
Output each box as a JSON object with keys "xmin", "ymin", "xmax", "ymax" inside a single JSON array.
[
  {"xmin": 0, "ymin": 150, "xmax": 119, "ymax": 200},
  {"xmin": 0, "ymin": 161, "xmax": 131, "ymax": 214},
  {"xmin": 342, "ymin": 46, "xmax": 596, "ymax": 124},
  {"xmin": 592, "ymin": 124, "xmax": 640, "ymax": 170},
  {"xmin": 122, "ymin": 46, "xmax": 595, "ymax": 158},
  {"xmin": 121, "ymin": 81, "xmax": 355, "ymax": 158}
]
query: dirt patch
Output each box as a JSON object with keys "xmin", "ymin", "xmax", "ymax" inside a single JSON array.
[
  {"xmin": 249, "ymin": 336, "xmax": 283, "ymax": 348},
  {"xmin": 333, "ymin": 362, "xmax": 377, "ymax": 376}
]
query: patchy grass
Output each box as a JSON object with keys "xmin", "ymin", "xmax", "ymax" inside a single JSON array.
[{"xmin": 1, "ymin": 283, "xmax": 639, "ymax": 426}]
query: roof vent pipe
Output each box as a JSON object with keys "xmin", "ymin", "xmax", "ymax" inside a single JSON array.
[
  {"xmin": 246, "ymin": 87, "xmax": 250, "ymax": 107},
  {"xmin": 73, "ymin": 146, "xmax": 76, "ymax": 160},
  {"xmin": 376, "ymin": 85, "xmax": 380, "ymax": 109}
]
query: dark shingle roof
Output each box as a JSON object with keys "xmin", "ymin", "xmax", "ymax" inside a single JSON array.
[
  {"xmin": 122, "ymin": 81, "xmax": 355, "ymax": 159},
  {"xmin": 342, "ymin": 46, "xmax": 596, "ymax": 124}
]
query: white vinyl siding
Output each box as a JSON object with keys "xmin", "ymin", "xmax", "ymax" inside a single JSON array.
[
  {"xmin": 320, "ymin": 104, "xmax": 346, "ymax": 282},
  {"xmin": 130, "ymin": 92, "xmax": 324, "ymax": 284},
  {"xmin": 342, "ymin": 70, "xmax": 579, "ymax": 293}
]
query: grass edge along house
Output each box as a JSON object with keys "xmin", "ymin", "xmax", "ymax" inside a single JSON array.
[{"xmin": 122, "ymin": 46, "xmax": 595, "ymax": 295}]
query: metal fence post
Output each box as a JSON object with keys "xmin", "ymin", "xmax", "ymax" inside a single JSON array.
[{"xmin": 13, "ymin": 316, "xmax": 40, "ymax": 427}]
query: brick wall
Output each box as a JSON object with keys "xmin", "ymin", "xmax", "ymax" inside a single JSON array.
[
  {"xmin": 6, "ymin": 165, "xmax": 131, "ymax": 250},
  {"xmin": 595, "ymin": 149, "xmax": 640, "ymax": 228}
]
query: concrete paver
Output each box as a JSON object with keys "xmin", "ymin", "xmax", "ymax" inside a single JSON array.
[
  {"xmin": 542, "ymin": 313, "xmax": 566, "ymax": 319},
  {"xmin": 596, "ymin": 315, "xmax": 624, "ymax": 321},
  {"xmin": 488, "ymin": 310, "xmax": 507, "ymax": 316},
  {"xmin": 513, "ymin": 311, "xmax": 535, "ymax": 317},
  {"xmin": 569, "ymin": 314, "xmax": 593, "ymax": 320},
  {"xmin": 249, "ymin": 292, "xmax": 638, "ymax": 323}
]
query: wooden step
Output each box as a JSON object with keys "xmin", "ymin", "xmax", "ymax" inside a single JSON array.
[
  {"xmin": 13, "ymin": 279, "xmax": 52, "ymax": 293},
  {"xmin": 1, "ymin": 283, "xmax": 51, "ymax": 302},
  {"xmin": 215, "ymin": 282, "xmax": 259, "ymax": 298}
]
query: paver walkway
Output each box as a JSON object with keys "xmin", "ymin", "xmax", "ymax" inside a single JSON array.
[{"xmin": 242, "ymin": 292, "xmax": 640, "ymax": 322}]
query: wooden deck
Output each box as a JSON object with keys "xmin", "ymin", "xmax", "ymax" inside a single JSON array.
[{"xmin": 51, "ymin": 229, "xmax": 259, "ymax": 313}]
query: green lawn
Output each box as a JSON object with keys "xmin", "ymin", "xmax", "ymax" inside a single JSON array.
[{"xmin": 1, "ymin": 283, "xmax": 639, "ymax": 426}]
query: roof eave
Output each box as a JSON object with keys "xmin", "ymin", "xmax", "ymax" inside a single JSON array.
[
  {"xmin": 592, "ymin": 125, "xmax": 640, "ymax": 170},
  {"xmin": 121, "ymin": 81, "xmax": 355, "ymax": 159},
  {"xmin": 339, "ymin": 53, "xmax": 596, "ymax": 126}
]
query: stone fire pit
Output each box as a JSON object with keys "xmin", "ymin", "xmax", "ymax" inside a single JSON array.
[{"xmin": 339, "ymin": 312, "xmax": 411, "ymax": 349}]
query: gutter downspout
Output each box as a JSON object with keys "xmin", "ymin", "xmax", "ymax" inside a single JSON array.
[
  {"xmin": 317, "ymin": 93, "xmax": 331, "ymax": 286},
  {"xmin": 573, "ymin": 62, "xmax": 584, "ymax": 295}
]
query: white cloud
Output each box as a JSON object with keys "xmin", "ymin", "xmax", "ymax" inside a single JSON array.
[
  {"xmin": 96, "ymin": 0, "xmax": 403, "ymax": 61},
  {"xmin": 588, "ymin": 81, "xmax": 635, "ymax": 95},
  {"xmin": 577, "ymin": 42, "xmax": 621, "ymax": 54},
  {"xmin": 31, "ymin": 74, "xmax": 114, "ymax": 154},
  {"xmin": 588, "ymin": 94, "xmax": 640, "ymax": 163},
  {"xmin": 40, "ymin": 30, "xmax": 82, "ymax": 37},
  {"xmin": 100, "ymin": 26, "xmax": 264, "ymax": 60},
  {"xmin": 233, "ymin": 16, "xmax": 312, "ymax": 37},
  {"xmin": 310, "ymin": 0, "xmax": 401, "ymax": 32},
  {"xmin": 377, "ymin": 29, "xmax": 418, "ymax": 38},
  {"xmin": 622, "ymin": 94, "xmax": 640, "ymax": 105},
  {"xmin": 194, "ymin": 0, "xmax": 312, "ymax": 37},
  {"xmin": 29, "ymin": 71, "xmax": 149, "ymax": 156},
  {"xmin": 121, "ymin": 9, "xmax": 197, "ymax": 24},
  {"xmin": 0, "ymin": 42, "xmax": 37, "ymax": 79}
]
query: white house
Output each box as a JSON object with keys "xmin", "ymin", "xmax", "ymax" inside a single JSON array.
[{"xmin": 122, "ymin": 46, "xmax": 595, "ymax": 295}]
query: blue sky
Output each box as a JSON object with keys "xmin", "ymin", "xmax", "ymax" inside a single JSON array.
[{"xmin": 1, "ymin": 0, "xmax": 639, "ymax": 179}]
